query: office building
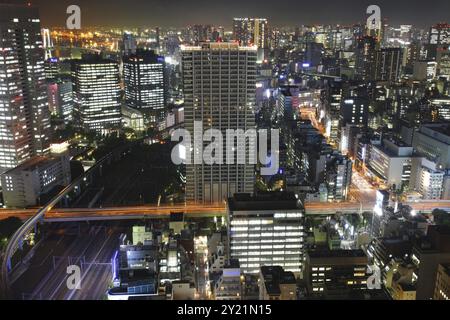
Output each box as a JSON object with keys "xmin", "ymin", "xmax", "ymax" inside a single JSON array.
[
  {"xmin": 227, "ymin": 192, "xmax": 305, "ymax": 275},
  {"xmin": 434, "ymin": 263, "xmax": 450, "ymax": 300},
  {"xmin": 258, "ymin": 266, "xmax": 297, "ymax": 300},
  {"xmin": 412, "ymin": 124, "xmax": 450, "ymax": 169},
  {"xmin": 429, "ymin": 23, "xmax": 450, "ymax": 45},
  {"xmin": 368, "ymin": 139, "xmax": 415, "ymax": 190},
  {"xmin": 233, "ymin": 18, "xmax": 269, "ymax": 61},
  {"xmin": 413, "ymin": 60, "xmax": 437, "ymax": 81},
  {"xmin": 326, "ymin": 154, "xmax": 352, "ymax": 201},
  {"xmin": 181, "ymin": 42, "xmax": 256, "ymax": 204},
  {"xmin": 354, "ymin": 36, "xmax": 377, "ymax": 81},
  {"xmin": 72, "ymin": 55, "xmax": 122, "ymax": 133},
  {"xmin": 304, "ymin": 249, "xmax": 368, "ymax": 298},
  {"xmin": 47, "ymin": 77, "xmax": 74, "ymax": 123},
  {"xmin": 412, "ymin": 157, "xmax": 445, "ymax": 200},
  {"xmin": 123, "ymin": 50, "xmax": 166, "ymax": 123},
  {"xmin": 375, "ymin": 48, "xmax": 403, "ymax": 82},
  {"xmin": 411, "ymin": 225, "xmax": 450, "ymax": 300},
  {"xmin": 340, "ymin": 97, "xmax": 369, "ymax": 128},
  {"xmin": 0, "ymin": 4, "xmax": 51, "ymax": 174},
  {"xmin": 1, "ymin": 154, "xmax": 71, "ymax": 208}
]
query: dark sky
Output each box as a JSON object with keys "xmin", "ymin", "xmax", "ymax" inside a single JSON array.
[{"xmin": 3, "ymin": 0, "xmax": 450, "ymax": 28}]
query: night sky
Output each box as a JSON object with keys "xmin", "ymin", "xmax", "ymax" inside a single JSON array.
[{"xmin": 2, "ymin": 0, "xmax": 450, "ymax": 28}]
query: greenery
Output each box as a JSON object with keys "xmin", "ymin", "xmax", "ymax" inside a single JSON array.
[
  {"xmin": 432, "ymin": 209, "xmax": 450, "ymax": 226},
  {"xmin": 0, "ymin": 217, "xmax": 23, "ymax": 249}
]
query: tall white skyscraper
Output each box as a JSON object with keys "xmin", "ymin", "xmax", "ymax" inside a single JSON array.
[
  {"xmin": 181, "ymin": 43, "xmax": 257, "ymax": 204},
  {"xmin": 0, "ymin": 4, "xmax": 51, "ymax": 175},
  {"xmin": 72, "ymin": 55, "xmax": 122, "ymax": 133}
]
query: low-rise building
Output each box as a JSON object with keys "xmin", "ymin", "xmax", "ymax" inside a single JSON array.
[
  {"xmin": 259, "ymin": 266, "xmax": 297, "ymax": 300},
  {"xmin": 304, "ymin": 249, "xmax": 368, "ymax": 298},
  {"xmin": 434, "ymin": 263, "xmax": 450, "ymax": 300},
  {"xmin": 1, "ymin": 155, "xmax": 71, "ymax": 208},
  {"xmin": 214, "ymin": 260, "xmax": 243, "ymax": 300}
]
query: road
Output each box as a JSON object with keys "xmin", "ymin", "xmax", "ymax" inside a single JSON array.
[{"xmin": 2, "ymin": 200, "xmax": 450, "ymax": 223}]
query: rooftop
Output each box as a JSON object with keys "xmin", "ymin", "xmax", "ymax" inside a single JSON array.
[
  {"xmin": 260, "ymin": 266, "xmax": 296, "ymax": 295},
  {"xmin": 2, "ymin": 156, "xmax": 63, "ymax": 174},
  {"xmin": 228, "ymin": 192, "xmax": 303, "ymax": 212}
]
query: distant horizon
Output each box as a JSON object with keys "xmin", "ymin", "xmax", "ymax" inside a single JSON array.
[{"xmin": 2, "ymin": 0, "xmax": 449, "ymax": 29}]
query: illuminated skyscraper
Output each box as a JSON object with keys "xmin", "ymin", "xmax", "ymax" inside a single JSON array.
[
  {"xmin": 429, "ymin": 23, "xmax": 450, "ymax": 45},
  {"xmin": 233, "ymin": 18, "xmax": 269, "ymax": 61},
  {"xmin": 0, "ymin": 4, "xmax": 51, "ymax": 174},
  {"xmin": 72, "ymin": 55, "xmax": 122, "ymax": 132},
  {"xmin": 181, "ymin": 43, "xmax": 257, "ymax": 204},
  {"xmin": 123, "ymin": 50, "xmax": 166, "ymax": 123}
]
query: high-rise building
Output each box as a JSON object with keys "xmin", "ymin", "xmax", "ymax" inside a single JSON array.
[
  {"xmin": 72, "ymin": 54, "xmax": 122, "ymax": 133},
  {"xmin": 181, "ymin": 42, "xmax": 256, "ymax": 204},
  {"xmin": 326, "ymin": 154, "xmax": 352, "ymax": 201},
  {"xmin": 339, "ymin": 97, "xmax": 369, "ymax": 128},
  {"xmin": 0, "ymin": 4, "xmax": 51, "ymax": 175},
  {"xmin": 122, "ymin": 32, "xmax": 137, "ymax": 56},
  {"xmin": 429, "ymin": 23, "xmax": 450, "ymax": 45},
  {"xmin": 233, "ymin": 18, "xmax": 269, "ymax": 61},
  {"xmin": 47, "ymin": 77, "xmax": 74, "ymax": 123},
  {"xmin": 123, "ymin": 50, "xmax": 166, "ymax": 123},
  {"xmin": 227, "ymin": 192, "xmax": 305, "ymax": 275},
  {"xmin": 375, "ymin": 48, "xmax": 403, "ymax": 82},
  {"xmin": 354, "ymin": 36, "xmax": 377, "ymax": 81}
]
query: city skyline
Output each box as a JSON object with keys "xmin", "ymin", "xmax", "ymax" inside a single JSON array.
[
  {"xmin": 2, "ymin": 0, "xmax": 450, "ymax": 28},
  {"xmin": 1, "ymin": 0, "xmax": 450, "ymax": 304}
]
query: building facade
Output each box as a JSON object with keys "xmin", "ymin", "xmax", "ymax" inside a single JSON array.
[
  {"xmin": 227, "ymin": 193, "xmax": 305, "ymax": 275},
  {"xmin": 0, "ymin": 4, "xmax": 51, "ymax": 174},
  {"xmin": 123, "ymin": 50, "xmax": 166, "ymax": 124},
  {"xmin": 181, "ymin": 42, "xmax": 257, "ymax": 204},
  {"xmin": 72, "ymin": 55, "xmax": 122, "ymax": 133}
]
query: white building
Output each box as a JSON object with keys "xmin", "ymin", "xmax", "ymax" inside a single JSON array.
[
  {"xmin": 214, "ymin": 260, "xmax": 243, "ymax": 300},
  {"xmin": 369, "ymin": 139, "xmax": 415, "ymax": 190},
  {"xmin": 1, "ymin": 154, "xmax": 71, "ymax": 208},
  {"xmin": 411, "ymin": 158, "xmax": 445, "ymax": 200},
  {"xmin": 227, "ymin": 193, "xmax": 305, "ymax": 275}
]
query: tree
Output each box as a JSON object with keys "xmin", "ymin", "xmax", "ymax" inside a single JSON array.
[
  {"xmin": 432, "ymin": 209, "xmax": 450, "ymax": 226},
  {"xmin": 0, "ymin": 217, "xmax": 22, "ymax": 247}
]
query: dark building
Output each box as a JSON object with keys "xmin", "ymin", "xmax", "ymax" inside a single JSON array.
[
  {"xmin": 304, "ymin": 249, "xmax": 369, "ymax": 298},
  {"xmin": 375, "ymin": 48, "xmax": 403, "ymax": 83},
  {"xmin": 355, "ymin": 36, "xmax": 377, "ymax": 81},
  {"xmin": 412, "ymin": 225, "xmax": 450, "ymax": 300}
]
